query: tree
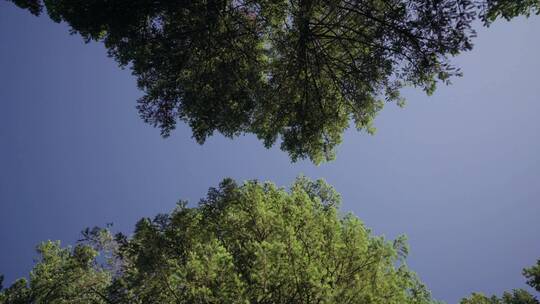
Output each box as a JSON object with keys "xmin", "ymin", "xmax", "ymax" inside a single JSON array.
[
  {"xmin": 1, "ymin": 177, "xmax": 439, "ymax": 303},
  {"xmin": 523, "ymin": 259, "xmax": 540, "ymax": 293},
  {"xmin": 482, "ymin": 0, "xmax": 540, "ymax": 23},
  {"xmin": 6, "ymin": 0, "xmax": 539, "ymax": 163},
  {"xmin": 460, "ymin": 260, "xmax": 540, "ymax": 304},
  {"xmin": 0, "ymin": 242, "xmax": 111, "ymax": 304}
]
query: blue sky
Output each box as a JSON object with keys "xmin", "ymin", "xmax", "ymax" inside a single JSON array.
[{"xmin": 1, "ymin": 2, "xmax": 539, "ymax": 303}]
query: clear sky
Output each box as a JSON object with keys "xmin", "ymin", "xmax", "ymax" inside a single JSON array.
[{"xmin": 0, "ymin": 2, "xmax": 539, "ymax": 303}]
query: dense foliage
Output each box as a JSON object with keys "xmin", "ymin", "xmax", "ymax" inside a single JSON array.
[
  {"xmin": 460, "ymin": 260, "xmax": 540, "ymax": 304},
  {"xmin": 0, "ymin": 177, "xmax": 438, "ymax": 304},
  {"xmin": 7, "ymin": 0, "xmax": 539, "ymax": 163}
]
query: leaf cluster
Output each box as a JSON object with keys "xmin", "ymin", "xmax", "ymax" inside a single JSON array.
[
  {"xmin": 460, "ymin": 259, "xmax": 540, "ymax": 304},
  {"xmin": 8, "ymin": 0, "xmax": 537, "ymax": 163},
  {"xmin": 0, "ymin": 177, "xmax": 438, "ymax": 304}
]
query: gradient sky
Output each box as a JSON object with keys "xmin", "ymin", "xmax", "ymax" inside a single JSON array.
[{"xmin": 1, "ymin": 3, "xmax": 539, "ymax": 303}]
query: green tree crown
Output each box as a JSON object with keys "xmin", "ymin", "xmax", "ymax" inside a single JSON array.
[
  {"xmin": 460, "ymin": 259, "xmax": 540, "ymax": 304},
  {"xmin": 7, "ymin": 0, "xmax": 539, "ymax": 163},
  {"xmin": 1, "ymin": 177, "xmax": 439, "ymax": 304}
]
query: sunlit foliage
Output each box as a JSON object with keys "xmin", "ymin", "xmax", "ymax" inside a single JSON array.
[
  {"xmin": 0, "ymin": 177, "xmax": 438, "ymax": 304},
  {"xmin": 460, "ymin": 260, "xmax": 540, "ymax": 304}
]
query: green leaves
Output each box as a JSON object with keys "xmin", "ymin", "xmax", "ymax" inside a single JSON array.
[
  {"xmin": 0, "ymin": 241, "xmax": 111, "ymax": 303},
  {"xmin": 460, "ymin": 293, "xmax": 502, "ymax": 304},
  {"xmin": 482, "ymin": 0, "xmax": 540, "ymax": 25},
  {"xmin": 461, "ymin": 290, "xmax": 540, "ymax": 304},
  {"xmin": 460, "ymin": 259, "xmax": 540, "ymax": 304},
  {"xmin": 0, "ymin": 177, "xmax": 438, "ymax": 304},
  {"xmin": 0, "ymin": 278, "xmax": 31, "ymax": 304},
  {"xmin": 9, "ymin": 0, "xmax": 536, "ymax": 163},
  {"xmin": 524, "ymin": 259, "xmax": 540, "ymax": 292}
]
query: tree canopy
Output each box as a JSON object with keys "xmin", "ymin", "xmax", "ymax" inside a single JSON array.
[
  {"xmin": 460, "ymin": 259, "xmax": 540, "ymax": 304},
  {"xmin": 0, "ymin": 177, "xmax": 439, "ymax": 304},
  {"xmin": 7, "ymin": 0, "xmax": 539, "ymax": 163}
]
